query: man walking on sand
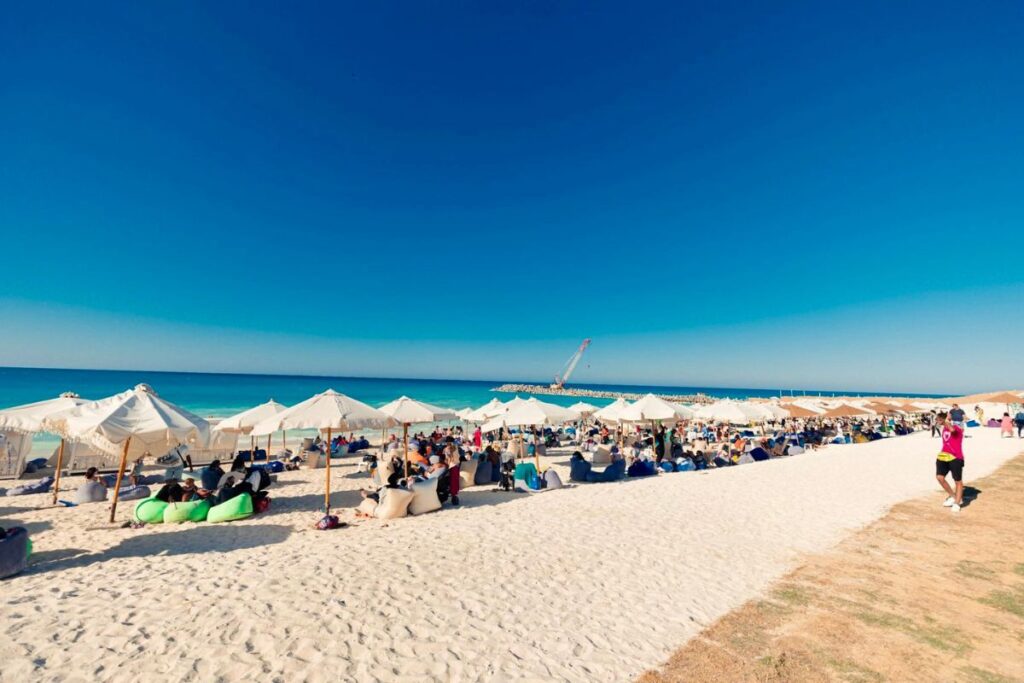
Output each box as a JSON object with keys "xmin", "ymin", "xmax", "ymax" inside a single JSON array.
[{"xmin": 935, "ymin": 411, "xmax": 965, "ymax": 513}]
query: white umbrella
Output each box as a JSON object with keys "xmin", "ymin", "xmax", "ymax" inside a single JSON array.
[
  {"xmin": 759, "ymin": 402, "xmax": 791, "ymax": 420},
  {"xmin": 44, "ymin": 384, "xmax": 211, "ymax": 522},
  {"xmin": 379, "ymin": 396, "xmax": 457, "ymax": 478},
  {"xmin": 619, "ymin": 394, "xmax": 691, "ymax": 423},
  {"xmin": 465, "ymin": 398, "xmax": 505, "ymax": 422},
  {"xmin": 568, "ymin": 401, "xmax": 600, "ymax": 417},
  {"xmin": 214, "ymin": 399, "xmax": 288, "ymax": 465},
  {"xmin": 0, "ymin": 392, "xmax": 90, "ymax": 503},
  {"xmin": 481, "ymin": 398, "xmax": 580, "ymax": 467},
  {"xmin": 251, "ymin": 389, "xmax": 395, "ymax": 513},
  {"xmin": 593, "ymin": 397, "xmax": 630, "ymax": 423},
  {"xmin": 454, "ymin": 407, "xmax": 475, "ymax": 421},
  {"xmin": 694, "ymin": 400, "xmax": 764, "ymax": 425}
]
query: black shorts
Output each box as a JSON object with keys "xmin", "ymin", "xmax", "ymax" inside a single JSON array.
[{"xmin": 936, "ymin": 459, "xmax": 963, "ymax": 482}]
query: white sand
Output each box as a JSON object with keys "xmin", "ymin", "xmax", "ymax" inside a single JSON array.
[{"xmin": 2, "ymin": 428, "xmax": 1020, "ymax": 682}]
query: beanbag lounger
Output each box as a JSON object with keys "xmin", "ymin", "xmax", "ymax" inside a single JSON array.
[
  {"xmin": 788, "ymin": 445, "xmax": 805, "ymax": 455},
  {"xmin": 569, "ymin": 458, "xmax": 592, "ymax": 482},
  {"xmin": 73, "ymin": 480, "xmax": 108, "ymax": 504},
  {"xmin": 163, "ymin": 499, "xmax": 211, "ymax": 523},
  {"xmin": 514, "ymin": 462, "xmax": 541, "ymax": 491},
  {"xmin": 199, "ymin": 467, "xmax": 222, "ymax": 491},
  {"xmin": 133, "ymin": 497, "xmax": 168, "ymax": 524},
  {"xmin": 207, "ymin": 493, "xmax": 253, "ymax": 523},
  {"xmin": 1, "ymin": 527, "xmax": 31, "ymax": 579},
  {"xmin": 6, "ymin": 477, "xmax": 55, "ymax": 496},
  {"xmin": 375, "ymin": 487, "xmax": 414, "ymax": 520},
  {"xmin": 28, "ymin": 457, "xmax": 48, "ymax": 469},
  {"xmin": 586, "ymin": 459, "xmax": 625, "ymax": 483},
  {"xmin": 408, "ymin": 479, "xmax": 442, "ymax": 515},
  {"xmin": 473, "ymin": 460, "xmax": 493, "ymax": 485},
  {"xmin": 458, "ymin": 459, "xmax": 478, "ymax": 489},
  {"xmin": 217, "ymin": 471, "xmax": 247, "ymax": 489},
  {"xmin": 966, "ymin": 420, "xmax": 979, "ymax": 427},
  {"xmin": 627, "ymin": 460, "xmax": 657, "ymax": 477},
  {"xmin": 675, "ymin": 458, "xmax": 696, "ymax": 472},
  {"xmin": 749, "ymin": 447, "xmax": 771, "ymax": 462},
  {"xmin": 543, "ymin": 469, "xmax": 563, "ymax": 489},
  {"xmin": 264, "ymin": 460, "xmax": 285, "ymax": 473},
  {"xmin": 118, "ymin": 485, "xmax": 151, "ymax": 501}
]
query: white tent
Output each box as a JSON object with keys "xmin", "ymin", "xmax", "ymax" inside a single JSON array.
[
  {"xmin": 0, "ymin": 392, "xmax": 90, "ymax": 495},
  {"xmin": 251, "ymin": 389, "xmax": 395, "ymax": 513},
  {"xmin": 44, "ymin": 384, "xmax": 211, "ymax": 522},
  {"xmin": 568, "ymin": 401, "xmax": 600, "ymax": 417},
  {"xmin": 379, "ymin": 396, "xmax": 458, "ymax": 478},
  {"xmin": 593, "ymin": 397, "xmax": 630, "ymax": 423},
  {"xmin": 214, "ymin": 399, "xmax": 288, "ymax": 463}
]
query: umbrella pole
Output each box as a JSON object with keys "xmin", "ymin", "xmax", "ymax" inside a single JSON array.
[
  {"xmin": 283, "ymin": 430, "xmax": 287, "ymax": 453},
  {"xmin": 109, "ymin": 437, "xmax": 133, "ymax": 524},
  {"xmin": 266, "ymin": 434, "xmax": 271, "ymax": 460},
  {"xmin": 52, "ymin": 438, "xmax": 67, "ymax": 505},
  {"xmin": 250, "ymin": 435, "xmax": 255, "ymax": 466},
  {"xmin": 403, "ymin": 423, "xmax": 409, "ymax": 480},
  {"xmin": 534, "ymin": 427, "xmax": 540, "ymax": 470},
  {"xmin": 324, "ymin": 427, "xmax": 332, "ymax": 513}
]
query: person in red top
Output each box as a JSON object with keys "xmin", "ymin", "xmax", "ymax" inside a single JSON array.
[{"xmin": 935, "ymin": 411, "xmax": 965, "ymax": 512}]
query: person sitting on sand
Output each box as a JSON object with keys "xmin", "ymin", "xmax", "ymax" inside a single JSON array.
[{"xmin": 201, "ymin": 460, "xmax": 224, "ymax": 490}]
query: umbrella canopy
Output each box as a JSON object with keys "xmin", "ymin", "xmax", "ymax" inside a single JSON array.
[
  {"xmin": 464, "ymin": 398, "xmax": 506, "ymax": 422},
  {"xmin": 593, "ymin": 397, "xmax": 630, "ymax": 423},
  {"xmin": 213, "ymin": 400, "xmax": 287, "ymax": 434},
  {"xmin": 822, "ymin": 403, "xmax": 869, "ymax": 418},
  {"xmin": 619, "ymin": 394, "xmax": 690, "ymax": 423},
  {"xmin": 783, "ymin": 404, "xmax": 820, "ymax": 419},
  {"xmin": 568, "ymin": 401, "xmax": 600, "ymax": 417},
  {"xmin": 480, "ymin": 398, "xmax": 580, "ymax": 433},
  {"xmin": 454, "ymin": 407, "xmax": 475, "ymax": 421},
  {"xmin": 694, "ymin": 400, "xmax": 765, "ymax": 424},
  {"xmin": 46, "ymin": 384, "xmax": 210, "ymax": 459},
  {"xmin": 0, "ymin": 392, "xmax": 89, "ymax": 434},
  {"xmin": 982, "ymin": 391, "xmax": 1024, "ymax": 404},
  {"xmin": 379, "ymin": 396, "xmax": 457, "ymax": 424},
  {"xmin": 251, "ymin": 389, "xmax": 394, "ymax": 435},
  {"xmin": 758, "ymin": 402, "xmax": 791, "ymax": 420}
]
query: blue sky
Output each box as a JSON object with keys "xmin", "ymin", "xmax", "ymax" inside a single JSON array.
[{"xmin": 1, "ymin": 2, "xmax": 1022, "ymax": 394}]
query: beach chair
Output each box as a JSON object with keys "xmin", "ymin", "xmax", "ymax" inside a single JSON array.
[{"xmin": 592, "ymin": 446, "xmax": 612, "ymax": 466}]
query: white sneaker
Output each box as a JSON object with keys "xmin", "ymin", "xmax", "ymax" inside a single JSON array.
[
  {"xmin": 951, "ymin": 503, "xmax": 961, "ymax": 513},
  {"xmin": 942, "ymin": 496, "xmax": 955, "ymax": 507}
]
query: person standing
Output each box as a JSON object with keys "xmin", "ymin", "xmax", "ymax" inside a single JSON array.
[
  {"xmin": 935, "ymin": 412, "xmax": 965, "ymax": 512},
  {"xmin": 1015, "ymin": 408, "xmax": 1024, "ymax": 438}
]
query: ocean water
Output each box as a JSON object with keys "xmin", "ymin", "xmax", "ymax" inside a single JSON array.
[{"xmin": 0, "ymin": 366, "xmax": 941, "ymax": 456}]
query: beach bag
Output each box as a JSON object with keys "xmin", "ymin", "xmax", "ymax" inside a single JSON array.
[{"xmin": 316, "ymin": 514, "xmax": 341, "ymax": 530}]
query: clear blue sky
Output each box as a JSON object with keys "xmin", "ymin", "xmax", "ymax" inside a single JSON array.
[{"xmin": 1, "ymin": 2, "xmax": 1022, "ymax": 394}]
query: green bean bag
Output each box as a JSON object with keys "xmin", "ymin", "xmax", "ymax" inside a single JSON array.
[
  {"xmin": 207, "ymin": 494, "xmax": 253, "ymax": 523},
  {"xmin": 133, "ymin": 497, "xmax": 168, "ymax": 524},
  {"xmin": 162, "ymin": 499, "xmax": 211, "ymax": 524}
]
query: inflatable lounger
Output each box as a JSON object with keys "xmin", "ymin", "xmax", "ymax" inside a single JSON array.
[
  {"xmin": 207, "ymin": 493, "xmax": 254, "ymax": 523},
  {"xmin": 133, "ymin": 497, "xmax": 168, "ymax": 524},
  {"xmin": 163, "ymin": 499, "xmax": 211, "ymax": 523},
  {"xmin": 1, "ymin": 527, "xmax": 31, "ymax": 580},
  {"xmin": 5, "ymin": 477, "xmax": 55, "ymax": 497}
]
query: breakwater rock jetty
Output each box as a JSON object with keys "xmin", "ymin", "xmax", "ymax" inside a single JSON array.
[{"xmin": 492, "ymin": 384, "xmax": 714, "ymax": 404}]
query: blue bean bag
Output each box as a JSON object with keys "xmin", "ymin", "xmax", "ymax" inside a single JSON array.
[
  {"xmin": 749, "ymin": 447, "xmax": 771, "ymax": 462},
  {"xmin": 118, "ymin": 485, "xmax": 151, "ymax": 501},
  {"xmin": 659, "ymin": 461, "xmax": 674, "ymax": 473},
  {"xmin": 473, "ymin": 460, "xmax": 493, "ymax": 485},
  {"xmin": 261, "ymin": 460, "xmax": 285, "ymax": 473},
  {"xmin": 966, "ymin": 420, "xmax": 980, "ymax": 428},
  {"xmin": 1, "ymin": 527, "xmax": 31, "ymax": 579},
  {"xmin": 676, "ymin": 459, "xmax": 696, "ymax": 472},
  {"xmin": 586, "ymin": 459, "xmax": 625, "ymax": 483},
  {"xmin": 570, "ymin": 458, "xmax": 592, "ymax": 482},
  {"xmin": 200, "ymin": 467, "xmax": 222, "ymax": 491},
  {"xmin": 627, "ymin": 459, "xmax": 657, "ymax": 477},
  {"xmin": 6, "ymin": 477, "xmax": 54, "ymax": 496}
]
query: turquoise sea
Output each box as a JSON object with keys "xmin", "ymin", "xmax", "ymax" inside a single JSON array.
[{"xmin": 1, "ymin": 366, "xmax": 942, "ymax": 456}]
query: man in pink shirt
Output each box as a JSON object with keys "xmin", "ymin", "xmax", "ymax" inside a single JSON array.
[{"xmin": 935, "ymin": 411, "xmax": 965, "ymax": 512}]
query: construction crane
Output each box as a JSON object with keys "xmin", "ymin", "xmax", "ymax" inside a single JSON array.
[{"xmin": 551, "ymin": 339, "xmax": 591, "ymax": 389}]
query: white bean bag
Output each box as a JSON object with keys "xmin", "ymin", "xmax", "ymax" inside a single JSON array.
[
  {"xmin": 408, "ymin": 479, "xmax": 441, "ymax": 515},
  {"xmin": 458, "ymin": 459, "xmax": 478, "ymax": 489},
  {"xmin": 375, "ymin": 487, "xmax": 414, "ymax": 520},
  {"xmin": 543, "ymin": 469, "xmax": 563, "ymax": 490},
  {"xmin": 73, "ymin": 480, "xmax": 108, "ymax": 504}
]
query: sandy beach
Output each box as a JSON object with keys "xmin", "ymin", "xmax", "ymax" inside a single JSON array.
[{"xmin": 2, "ymin": 427, "xmax": 1021, "ymax": 682}]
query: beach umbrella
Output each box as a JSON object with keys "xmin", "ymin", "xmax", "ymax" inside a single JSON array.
[
  {"xmin": 822, "ymin": 403, "xmax": 869, "ymax": 419},
  {"xmin": 694, "ymin": 400, "xmax": 764, "ymax": 425},
  {"xmin": 44, "ymin": 384, "xmax": 210, "ymax": 523},
  {"xmin": 568, "ymin": 401, "xmax": 600, "ymax": 417},
  {"xmin": 481, "ymin": 398, "xmax": 580, "ymax": 467},
  {"xmin": 620, "ymin": 394, "xmax": 691, "ymax": 423},
  {"xmin": 465, "ymin": 398, "xmax": 505, "ymax": 422},
  {"xmin": 454, "ymin": 407, "xmax": 475, "ymax": 421},
  {"xmin": 782, "ymin": 404, "xmax": 820, "ymax": 419},
  {"xmin": 593, "ymin": 397, "xmax": 629, "ymax": 423},
  {"xmin": 759, "ymin": 403, "xmax": 791, "ymax": 420},
  {"xmin": 213, "ymin": 400, "xmax": 287, "ymax": 464},
  {"xmin": 378, "ymin": 396, "xmax": 457, "ymax": 478},
  {"xmin": 0, "ymin": 392, "xmax": 90, "ymax": 504},
  {"xmin": 251, "ymin": 389, "xmax": 394, "ymax": 514},
  {"xmin": 983, "ymin": 391, "xmax": 1024, "ymax": 405}
]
